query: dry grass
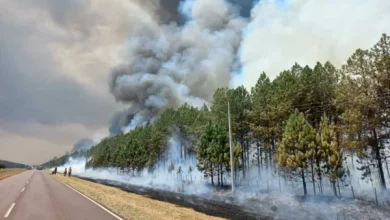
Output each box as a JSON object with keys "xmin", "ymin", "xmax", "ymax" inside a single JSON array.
[
  {"xmin": 54, "ymin": 174, "xmax": 226, "ymax": 220},
  {"xmin": 0, "ymin": 169, "xmax": 25, "ymax": 180}
]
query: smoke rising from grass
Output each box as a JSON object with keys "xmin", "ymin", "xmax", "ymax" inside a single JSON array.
[
  {"xmin": 57, "ymin": 133, "xmax": 211, "ymax": 195},
  {"xmin": 55, "ymin": 145, "xmax": 390, "ymax": 220}
]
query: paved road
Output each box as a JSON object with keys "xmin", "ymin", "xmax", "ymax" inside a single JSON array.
[{"xmin": 0, "ymin": 170, "xmax": 119, "ymax": 220}]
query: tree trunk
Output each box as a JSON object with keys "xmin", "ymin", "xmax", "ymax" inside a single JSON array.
[
  {"xmin": 211, "ymin": 164, "xmax": 214, "ymax": 186},
  {"xmin": 268, "ymin": 147, "xmax": 272, "ymax": 172},
  {"xmin": 220, "ymin": 164, "xmax": 223, "ymax": 186},
  {"xmin": 301, "ymin": 167, "xmax": 307, "ymax": 195},
  {"xmin": 372, "ymin": 128, "xmax": 387, "ymax": 191},
  {"xmin": 240, "ymin": 140, "xmax": 246, "ymax": 179},
  {"xmin": 332, "ymin": 180, "xmax": 337, "ymax": 197},
  {"xmin": 247, "ymin": 139, "xmax": 250, "ymax": 162},
  {"xmin": 256, "ymin": 139, "xmax": 261, "ymax": 175},
  {"xmin": 235, "ymin": 165, "xmax": 238, "ymax": 186},
  {"xmin": 184, "ymin": 146, "xmax": 187, "ymax": 161},
  {"xmin": 337, "ymin": 178, "xmax": 341, "ymax": 196},
  {"xmin": 180, "ymin": 145, "xmax": 183, "ymax": 162},
  {"xmin": 271, "ymin": 138, "xmax": 276, "ymax": 170},
  {"xmin": 316, "ymin": 158, "xmax": 323, "ymax": 195},
  {"xmin": 385, "ymin": 158, "xmax": 390, "ymax": 180},
  {"xmin": 310, "ymin": 161, "xmax": 316, "ymax": 195},
  {"xmin": 217, "ymin": 166, "xmax": 220, "ymax": 186},
  {"xmin": 246, "ymin": 139, "xmax": 250, "ymax": 180}
]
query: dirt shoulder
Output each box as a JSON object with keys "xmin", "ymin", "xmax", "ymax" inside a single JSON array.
[
  {"xmin": 53, "ymin": 174, "xmax": 226, "ymax": 220},
  {"xmin": 0, "ymin": 169, "xmax": 25, "ymax": 180}
]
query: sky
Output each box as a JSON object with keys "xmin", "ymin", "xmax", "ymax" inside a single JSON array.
[
  {"xmin": 1, "ymin": 0, "xmax": 389, "ymax": 165},
  {"xmin": 0, "ymin": 0, "xmax": 140, "ymax": 164}
]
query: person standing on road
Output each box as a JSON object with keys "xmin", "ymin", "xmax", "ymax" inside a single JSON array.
[
  {"xmin": 64, "ymin": 167, "xmax": 67, "ymax": 176},
  {"xmin": 68, "ymin": 167, "xmax": 72, "ymax": 177}
]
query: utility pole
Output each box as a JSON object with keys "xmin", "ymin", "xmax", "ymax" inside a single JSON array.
[{"xmin": 228, "ymin": 101, "xmax": 235, "ymax": 193}]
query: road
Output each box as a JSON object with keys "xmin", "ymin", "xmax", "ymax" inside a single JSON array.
[{"xmin": 0, "ymin": 170, "xmax": 120, "ymax": 220}]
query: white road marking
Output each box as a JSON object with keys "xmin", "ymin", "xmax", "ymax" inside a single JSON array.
[
  {"xmin": 58, "ymin": 181, "xmax": 123, "ymax": 220},
  {"xmin": 4, "ymin": 203, "xmax": 15, "ymax": 218},
  {"xmin": 21, "ymin": 187, "xmax": 25, "ymax": 193}
]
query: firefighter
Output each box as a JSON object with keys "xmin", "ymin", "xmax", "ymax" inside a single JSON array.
[
  {"xmin": 64, "ymin": 167, "xmax": 67, "ymax": 176},
  {"xmin": 68, "ymin": 167, "xmax": 72, "ymax": 177}
]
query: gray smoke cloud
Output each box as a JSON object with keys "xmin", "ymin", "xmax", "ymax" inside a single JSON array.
[
  {"xmin": 109, "ymin": 0, "xmax": 247, "ymax": 134},
  {"xmin": 71, "ymin": 138, "xmax": 96, "ymax": 153}
]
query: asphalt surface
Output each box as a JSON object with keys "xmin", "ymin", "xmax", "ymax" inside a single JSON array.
[{"xmin": 0, "ymin": 170, "xmax": 119, "ymax": 220}]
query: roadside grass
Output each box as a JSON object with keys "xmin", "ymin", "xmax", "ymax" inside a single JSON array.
[
  {"xmin": 53, "ymin": 174, "xmax": 225, "ymax": 220},
  {"xmin": 0, "ymin": 169, "xmax": 25, "ymax": 180}
]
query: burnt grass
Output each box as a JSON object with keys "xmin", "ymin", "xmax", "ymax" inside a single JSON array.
[{"xmin": 75, "ymin": 176, "xmax": 273, "ymax": 220}]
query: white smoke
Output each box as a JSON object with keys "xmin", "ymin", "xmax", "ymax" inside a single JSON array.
[
  {"xmin": 238, "ymin": 0, "xmax": 390, "ymax": 88},
  {"xmin": 56, "ymin": 133, "xmax": 211, "ymax": 195},
  {"xmin": 54, "ymin": 146, "xmax": 390, "ymax": 219}
]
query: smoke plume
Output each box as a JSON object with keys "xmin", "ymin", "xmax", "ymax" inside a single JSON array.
[
  {"xmin": 71, "ymin": 138, "xmax": 96, "ymax": 153},
  {"xmin": 109, "ymin": 0, "xmax": 247, "ymax": 134}
]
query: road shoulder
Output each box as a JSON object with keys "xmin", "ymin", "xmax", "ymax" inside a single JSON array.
[
  {"xmin": 0, "ymin": 169, "xmax": 26, "ymax": 180},
  {"xmin": 53, "ymin": 174, "xmax": 225, "ymax": 220}
]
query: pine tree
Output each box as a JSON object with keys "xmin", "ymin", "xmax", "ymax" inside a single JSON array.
[
  {"xmin": 337, "ymin": 47, "xmax": 387, "ymax": 190},
  {"xmin": 197, "ymin": 122, "xmax": 216, "ymax": 185},
  {"xmin": 196, "ymin": 121, "xmax": 229, "ymax": 186},
  {"xmin": 278, "ymin": 110, "xmax": 317, "ymax": 195},
  {"xmin": 319, "ymin": 113, "xmax": 343, "ymax": 196},
  {"xmin": 250, "ymin": 72, "xmax": 273, "ymax": 172}
]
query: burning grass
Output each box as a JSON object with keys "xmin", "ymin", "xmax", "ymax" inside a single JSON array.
[
  {"xmin": 53, "ymin": 174, "xmax": 226, "ymax": 220},
  {"xmin": 0, "ymin": 168, "xmax": 25, "ymax": 180}
]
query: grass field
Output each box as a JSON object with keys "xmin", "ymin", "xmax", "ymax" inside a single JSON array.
[
  {"xmin": 53, "ymin": 174, "xmax": 225, "ymax": 220},
  {"xmin": 0, "ymin": 169, "xmax": 25, "ymax": 180}
]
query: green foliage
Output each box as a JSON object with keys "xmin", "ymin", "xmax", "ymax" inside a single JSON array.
[
  {"xmin": 0, "ymin": 164, "xmax": 6, "ymax": 169},
  {"xmin": 196, "ymin": 121, "xmax": 229, "ymax": 185},
  {"xmin": 88, "ymin": 104, "xmax": 212, "ymax": 173},
  {"xmin": 335, "ymin": 35, "xmax": 390, "ymax": 190},
  {"xmin": 319, "ymin": 113, "xmax": 344, "ymax": 196},
  {"xmin": 278, "ymin": 110, "xmax": 317, "ymax": 194},
  {"xmin": 211, "ymin": 86, "xmax": 251, "ymax": 142}
]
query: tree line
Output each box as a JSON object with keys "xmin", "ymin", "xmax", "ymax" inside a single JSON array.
[{"xmin": 45, "ymin": 34, "xmax": 390, "ymax": 196}]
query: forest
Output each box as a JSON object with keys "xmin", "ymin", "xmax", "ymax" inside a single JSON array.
[
  {"xmin": 46, "ymin": 34, "xmax": 390, "ymax": 197},
  {"xmin": 0, "ymin": 160, "xmax": 29, "ymax": 169}
]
